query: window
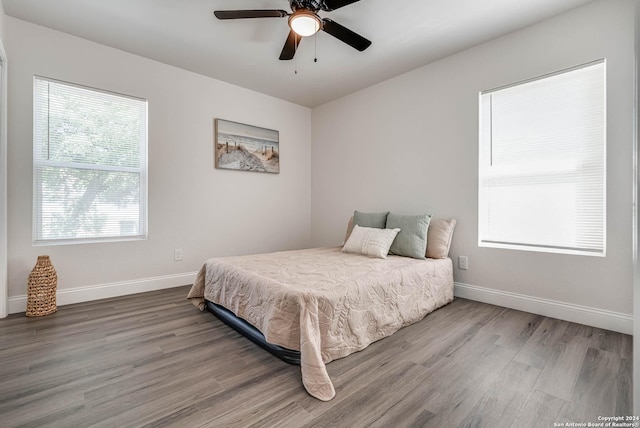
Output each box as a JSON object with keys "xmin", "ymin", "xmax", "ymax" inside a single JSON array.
[
  {"xmin": 478, "ymin": 61, "xmax": 606, "ymax": 256},
  {"xmin": 33, "ymin": 77, "xmax": 147, "ymax": 245}
]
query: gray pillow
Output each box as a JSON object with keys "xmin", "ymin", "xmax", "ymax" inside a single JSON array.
[
  {"xmin": 353, "ymin": 210, "xmax": 389, "ymax": 229},
  {"xmin": 386, "ymin": 212, "xmax": 432, "ymax": 259}
]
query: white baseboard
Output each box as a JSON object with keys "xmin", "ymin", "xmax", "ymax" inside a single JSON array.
[
  {"xmin": 8, "ymin": 275, "xmax": 631, "ymax": 334},
  {"xmin": 454, "ymin": 282, "xmax": 633, "ymax": 335},
  {"xmin": 8, "ymin": 271, "xmax": 198, "ymax": 315}
]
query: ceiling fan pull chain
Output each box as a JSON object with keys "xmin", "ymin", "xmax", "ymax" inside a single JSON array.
[
  {"xmin": 294, "ymin": 33, "xmax": 299, "ymax": 74},
  {"xmin": 314, "ymin": 32, "xmax": 318, "ymax": 63}
]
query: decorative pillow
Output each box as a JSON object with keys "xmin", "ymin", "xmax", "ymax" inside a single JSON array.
[
  {"xmin": 342, "ymin": 225, "xmax": 401, "ymax": 259},
  {"xmin": 426, "ymin": 218, "xmax": 457, "ymax": 259},
  {"xmin": 344, "ymin": 211, "xmax": 389, "ymax": 243},
  {"xmin": 344, "ymin": 216, "xmax": 355, "ymax": 244},
  {"xmin": 386, "ymin": 212, "xmax": 431, "ymax": 260},
  {"xmin": 353, "ymin": 211, "xmax": 389, "ymax": 229}
]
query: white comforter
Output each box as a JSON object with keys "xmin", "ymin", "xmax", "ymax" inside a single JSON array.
[{"xmin": 187, "ymin": 247, "xmax": 453, "ymax": 401}]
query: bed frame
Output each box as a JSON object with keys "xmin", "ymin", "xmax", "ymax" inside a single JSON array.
[{"xmin": 205, "ymin": 300, "xmax": 301, "ymax": 365}]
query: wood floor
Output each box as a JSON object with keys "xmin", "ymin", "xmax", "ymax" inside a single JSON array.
[{"xmin": 0, "ymin": 286, "xmax": 631, "ymax": 428}]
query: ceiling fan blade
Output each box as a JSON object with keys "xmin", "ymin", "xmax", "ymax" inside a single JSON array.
[
  {"xmin": 321, "ymin": 18, "xmax": 371, "ymax": 52},
  {"xmin": 213, "ymin": 10, "xmax": 288, "ymax": 20},
  {"xmin": 321, "ymin": 0, "xmax": 361, "ymax": 12},
  {"xmin": 279, "ymin": 30, "xmax": 300, "ymax": 60}
]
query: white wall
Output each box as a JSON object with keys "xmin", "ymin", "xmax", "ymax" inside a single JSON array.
[
  {"xmin": 6, "ymin": 17, "xmax": 311, "ymax": 303},
  {"xmin": 311, "ymin": 0, "xmax": 635, "ymax": 324},
  {"xmin": 633, "ymin": 0, "xmax": 639, "ymax": 414},
  {"xmin": 0, "ymin": 1, "xmax": 7, "ymax": 317},
  {"xmin": 4, "ymin": 1, "xmax": 635, "ymax": 331},
  {"xmin": 0, "ymin": 1, "xmax": 6, "ymax": 40}
]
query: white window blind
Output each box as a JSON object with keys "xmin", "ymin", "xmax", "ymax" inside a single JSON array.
[
  {"xmin": 478, "ymin": 61, "xmax": 606, "ymax": 256},
  {"xmin": 33, "ymin": 77, "xmax": 147, "ymax": 244}
]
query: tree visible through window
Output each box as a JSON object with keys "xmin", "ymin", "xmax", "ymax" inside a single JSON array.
[
  {"xmin": 478, "ymin": 61, "xmax": 605, "ymax": 256},
  {"xmin": 33, "ymin": 77, "xmax": 147, "ymax": 244}
]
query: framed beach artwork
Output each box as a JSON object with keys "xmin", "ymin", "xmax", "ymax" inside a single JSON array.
[{"xmin": 214, "ymin": 119, "xmax": 279, "ymax": 174}]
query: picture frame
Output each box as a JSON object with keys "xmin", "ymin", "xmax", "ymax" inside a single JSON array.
[{"xmin": 214, "ymin": 119, "xmax": 279, "ymax": 174}]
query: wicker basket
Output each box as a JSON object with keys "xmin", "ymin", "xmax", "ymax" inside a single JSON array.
[{"xmin": 26, "ymin": 255, "xmax": 57, "ymax": 317}]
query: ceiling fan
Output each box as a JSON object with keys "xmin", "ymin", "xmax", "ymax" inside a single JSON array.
[{"xmin": 214, "ymin": 0, "xmax": 372, "ymax": 60}]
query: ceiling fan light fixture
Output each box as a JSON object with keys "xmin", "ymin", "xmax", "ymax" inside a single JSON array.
[{"xmin": 288, "ymin": 10, "xmax": 321, "ymax": 37}]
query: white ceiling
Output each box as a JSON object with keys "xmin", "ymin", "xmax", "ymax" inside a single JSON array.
[{"xmin": 2, "ymin": 0, "xmax": 594, "ymax": 107}]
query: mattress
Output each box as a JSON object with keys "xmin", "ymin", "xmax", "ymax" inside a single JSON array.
[{"xmin": 187, "ymin": 247, "xmax": 454, "ymax": 401}]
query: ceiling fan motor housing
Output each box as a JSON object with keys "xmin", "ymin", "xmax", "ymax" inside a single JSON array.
[{"xmin": 289, "ymin": 0, "xmax": 324, "ymax": 12}]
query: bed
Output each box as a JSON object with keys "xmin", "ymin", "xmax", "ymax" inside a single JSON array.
[{"xmin": 187, "ymin": 218, "xmax": 456, "ymax": 401}]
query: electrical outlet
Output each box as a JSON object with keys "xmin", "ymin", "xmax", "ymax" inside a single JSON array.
[
  {"xmin": 458, "ymin": 256, "xmax": 468, "ymax": 270},
  {"xmin": 174, "ymin": 249, "xmax": 183, "ymax": 261}
]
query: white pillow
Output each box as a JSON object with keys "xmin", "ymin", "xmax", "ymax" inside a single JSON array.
[{"xmin": 342, "ymin": 225, "xmax": 401, "ymax": 259}]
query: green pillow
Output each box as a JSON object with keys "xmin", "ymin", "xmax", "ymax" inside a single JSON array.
[
  {"xmin": 353, "ymin": 210, "xmax": 389, "ymax": 229},
  {"xmin": 386, "ymin": 213, "xmax": 432, "ymax": 259}
]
